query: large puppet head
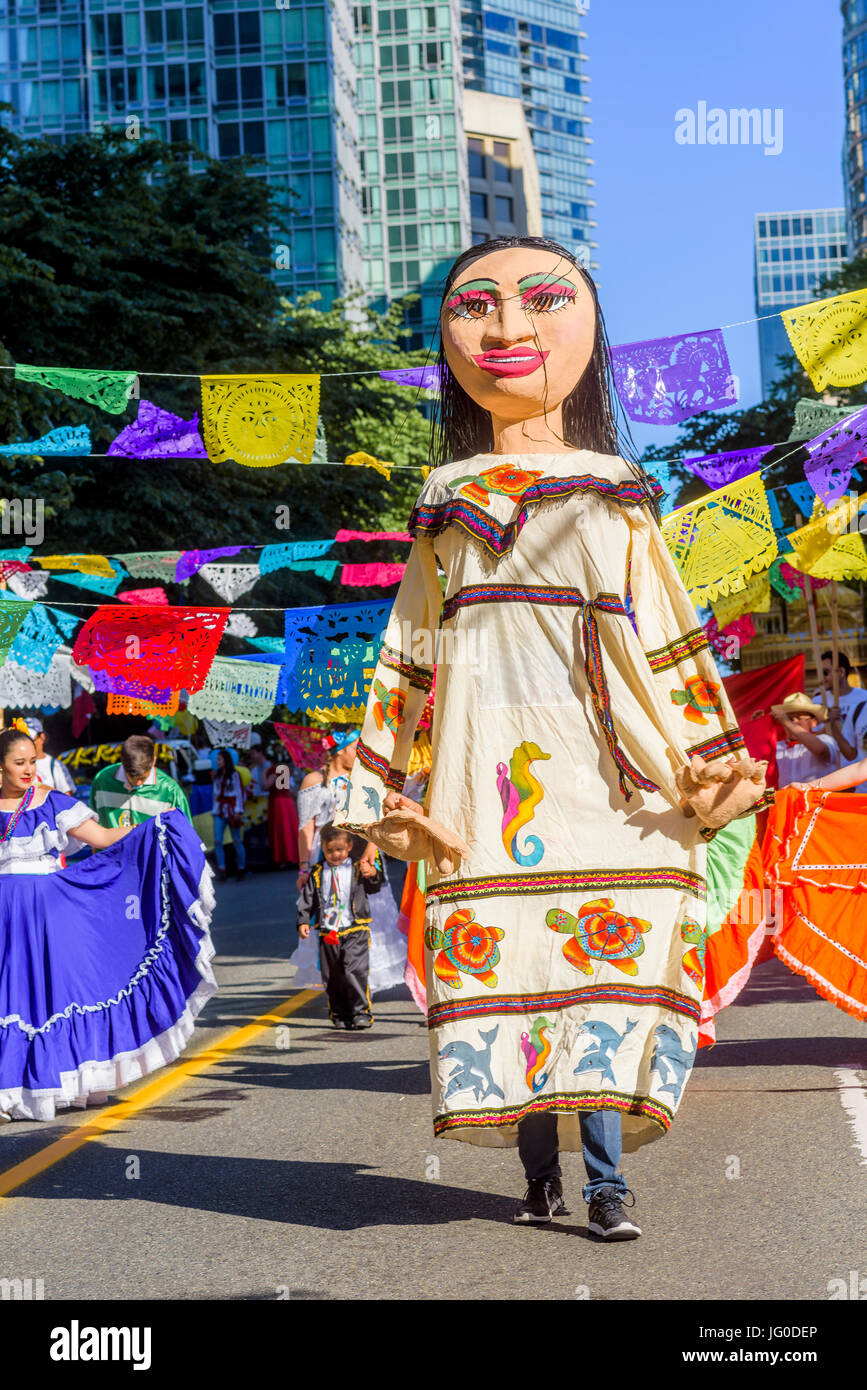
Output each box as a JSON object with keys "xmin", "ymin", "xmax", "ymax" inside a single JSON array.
[{"xmin": 430, "ymin": 236, "xmax": 658, "ymax": 515}]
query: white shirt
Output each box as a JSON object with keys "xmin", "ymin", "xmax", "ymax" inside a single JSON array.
[
  {"xmin": 320, "ymin": 859, "xmax": 353, "ymax": 933},
  {"xmin": 776, "ymin": 733, "xmax": 840, "ymax": 788},
  {"xmin": 810, "ymin": 687, "xmax": 867, "ymax": 792},
  {"xmin": 36, "ymin": 754, "xmax": 76, "ymax": 795}
]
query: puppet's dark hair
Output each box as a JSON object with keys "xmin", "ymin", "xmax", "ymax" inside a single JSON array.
[{"xmin": 429, "ymin": 235, "xmax": 660, "ymax": 522}]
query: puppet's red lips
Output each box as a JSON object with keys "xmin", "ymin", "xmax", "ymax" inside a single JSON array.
[{"xmin": 472, "ymin": 350, "xmax": 549, "ymax": 377}]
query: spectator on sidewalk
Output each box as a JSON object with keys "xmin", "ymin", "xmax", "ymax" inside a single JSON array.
[
  {"xmin": 21, "ymin": 717, "xmax": 77, "ymax": 795},
  {"xmin": 771, "ymin": 692, "xmax": 841, "ymax": 788}
]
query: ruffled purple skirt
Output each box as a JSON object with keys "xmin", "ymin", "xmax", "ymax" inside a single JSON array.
[{"xmin": 0, "ymin": 810, "xmax": 217, "ymax": 1121}]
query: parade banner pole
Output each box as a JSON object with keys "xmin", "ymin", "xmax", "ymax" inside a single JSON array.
[
  {"xmin": 829, "ymin": 579, "xmax": 841, "ymax": 705},
  {"xmin": 804, "ymin": 576, "xmax": 827, "ymax": 709}
]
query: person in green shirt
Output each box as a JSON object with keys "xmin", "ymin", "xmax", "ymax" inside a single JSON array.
[{"xmin": 91, "ymin": 734, "xmax": 192, "ymax": 829}]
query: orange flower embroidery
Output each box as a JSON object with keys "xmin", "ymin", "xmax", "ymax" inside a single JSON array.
[
  {"xmin": 670, "ymin": 675, "xmax": 724, "ymax": 725},
  {"xmin": 452, "ymin": 465, "xmax": 544, "ymax": 505}
]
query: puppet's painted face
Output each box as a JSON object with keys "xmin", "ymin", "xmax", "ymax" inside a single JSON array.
[{"xmin": 441, "ymin": 246, "xmax": 596, "ymax": 424}]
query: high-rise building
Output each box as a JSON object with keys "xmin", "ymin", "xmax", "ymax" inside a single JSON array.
[
  {"xmin": 0, "ymin": 0, "xmax": 363, "ymax": 309},
  {"xmin": 354, "ymin": 0, "xmax": 470, "ymax": 351},
  {"xmin": 464, "ymin": 87, "xmax": 542, "ymax": 243},
  {"xmin": 754, "ymin": 208, "xmax": 848, "ymax": 395},
  {"xmin": 843, "ymin": 0, "xmax": 867, "ymax": 252},
  {"xmin": 461, "ymin": 0, "xmax": 596, "ymax": 269}
]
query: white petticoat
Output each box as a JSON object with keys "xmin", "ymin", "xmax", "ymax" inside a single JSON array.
[{"xmin": 289, "ymin": 874, "xmax": 407, "ymax": 994}]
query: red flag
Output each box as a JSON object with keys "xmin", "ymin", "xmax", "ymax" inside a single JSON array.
[
  {"xmin": 723, "ymin": 654, "xmax": 805, "ymax": 789},
  {"xmin": 71, "ymin": 682, "xmax": 96, "ymax": 739}
]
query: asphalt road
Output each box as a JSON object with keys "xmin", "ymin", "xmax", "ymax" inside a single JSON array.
[{"xmin": 1, "ymin": 863, "xmax": 866, "ymax": 1302}]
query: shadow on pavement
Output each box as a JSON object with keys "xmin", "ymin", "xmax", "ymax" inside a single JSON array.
[
  {"xmin": 17, "ymin": 1148, "xmax": 521, "ymax": 1229},
  {"xmin": 695, "ymin": 1036, "xmax": 867, "ymax": 1070}
]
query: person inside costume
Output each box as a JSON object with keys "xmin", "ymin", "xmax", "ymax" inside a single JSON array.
[
  {"xmin": 296, "ymin": 823, "xmax": 384, "ymax": 1030},
  {"xmin": 0, "ymin": 729, "xmax": 216, "ymax": 1123},
  {"xmin": 336, "ymin": 236, "xmax": 768, "ymax": 1239}
]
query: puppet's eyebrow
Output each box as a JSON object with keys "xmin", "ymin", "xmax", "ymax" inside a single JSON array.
[
  {"xmin": 447, "ymin": 278, "xmax": 500, "ymax": 295},
  {"xmin": 517, "ymin": 271, "xmax": 577, "ymax": 288}
]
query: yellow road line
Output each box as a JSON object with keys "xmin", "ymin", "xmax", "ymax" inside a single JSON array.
[{"xmin": 0, "ymin": 987, "xmax": 322, "ymax": 1202}]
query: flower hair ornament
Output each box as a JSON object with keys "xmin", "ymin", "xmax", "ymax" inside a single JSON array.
[{"xmin": 324, "ymin": 728, "xmax": 361, "ymax": 751}]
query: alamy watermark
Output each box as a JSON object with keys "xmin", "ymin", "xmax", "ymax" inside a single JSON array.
[
  {"xmin": 675, "ymin": 103, "xmax": 783, "ymax": 157},
  {"xmin": 0, "ymin": 498, "xmax": 44, "ymax": 545}
]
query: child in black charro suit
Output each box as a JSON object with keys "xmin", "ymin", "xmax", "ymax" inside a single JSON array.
[{"xmin": 296, "ymin": 823, "xmax": 384, "ymax": 1029}]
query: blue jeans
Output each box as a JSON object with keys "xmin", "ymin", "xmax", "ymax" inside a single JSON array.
[
  {"xmin": 213, "ymin": 816, "xmax": 246, "ymax": 872},
  {"xmin": 518, "ymin": 1110, "xmax": 627, "ymax": 1203}
]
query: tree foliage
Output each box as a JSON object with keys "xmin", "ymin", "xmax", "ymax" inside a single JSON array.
[{"xmin": 0, "ymin": 121, "xmax": 432, "ymax": 577}]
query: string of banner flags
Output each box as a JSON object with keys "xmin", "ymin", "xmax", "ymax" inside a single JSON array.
[
  {"xmin": 1, "ymin": 285, "xmax": 866, "ymax": 467},
  {"xmin": 0, "ymin": 284, "xmax": 866, "ymax": 727}
]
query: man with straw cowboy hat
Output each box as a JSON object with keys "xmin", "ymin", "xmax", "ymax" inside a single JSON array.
[{"xmin": 771, "ymin": 692, "xmax": 841, "ymax": 789}]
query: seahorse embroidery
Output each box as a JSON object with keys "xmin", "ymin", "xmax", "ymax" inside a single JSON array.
[{"xmin": 496, "ymin": 740, "xmax": 550, "ymax": 867}]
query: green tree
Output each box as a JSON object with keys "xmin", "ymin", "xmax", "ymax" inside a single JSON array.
[{"xmin": 0, "ymin": 122, "xmax": 432, "ymax": 572}]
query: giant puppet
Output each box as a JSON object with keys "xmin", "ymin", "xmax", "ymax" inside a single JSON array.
[{"xmin": 337, "ymin": 236, "xmax": 768, "ymax": 1233}]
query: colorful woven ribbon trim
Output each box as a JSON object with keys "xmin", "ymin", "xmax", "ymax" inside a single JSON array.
[{"xmin": 580, "ymin": 594, "xmax": 660, "ymax": 801}]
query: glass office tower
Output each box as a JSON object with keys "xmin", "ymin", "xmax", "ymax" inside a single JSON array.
[
  {"xmin": 754, "ymin": 208, "xmax": 848, "ymax": 395},
  {"xmin": 843, "ymin": 0, "xmax": 867, "ymax": 252},
  {"xmin": 461, "ymin": 0, "xmax": 596, "ymax": 270},
  {"xmin": 0, "ymin": 0, "xmax": 363, "ymax": 307},
  {"xmin": 353, "ymin": 0, "xmax": 470, "ymax": 351}
]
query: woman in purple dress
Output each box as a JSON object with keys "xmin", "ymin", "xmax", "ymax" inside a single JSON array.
[{"xmin": 0, "ymin": 728, "xmax": 217, "ymax": 1122}]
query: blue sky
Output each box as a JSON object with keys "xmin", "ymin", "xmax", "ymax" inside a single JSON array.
[{"xmin": 588, "ymin": 0, "xmax": 846, "ymax": 456}]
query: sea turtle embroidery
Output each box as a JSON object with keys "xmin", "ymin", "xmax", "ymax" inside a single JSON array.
[
  {"xmin": 520, "ymin": 1015, "xmax": 557, "ymax": 1092},
  {"xmin": 425, "ymin": 908, "xmax": 505, "ymax": 990},
  {"xmin": 440, "ymin": 1025, "xmax": 504, "ymax": 1101},
  {"xmin": 546, "ymin": 898, "xmax": 652, "ymax": 976},
  {"xmin": 650, "ymin": 1024, "xmax": 696, "ymax": 1104},
  {"xmin": 372, "ymin": 679, "xmax": 406, "ymax": 739},
  {"xmin": 573, "ymin": 1018, "xmax": 638, "ymax": 1085},
  {"xmin": 670, "ymin": 675, "xmax": 724, "ymax": 725},
  {"xmin": 450, "ymin": 463, "xmax": 544, "ymax": 506},
  {"xmin": 680, "ymin": 916, "xmax": 707, "ymax": 986}
]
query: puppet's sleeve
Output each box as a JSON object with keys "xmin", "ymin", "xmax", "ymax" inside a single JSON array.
[
  {"xmin": 597, "ymin": 505, "xmax": 771, "ymax": 820},
  {"xmin": 336, "ymin": 536, "xmax": 441, "ymax": 835}
]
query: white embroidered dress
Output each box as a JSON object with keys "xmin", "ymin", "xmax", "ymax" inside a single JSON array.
[{"xmin": 339, "ymin": 450, "xmax": 766, "ymax": 1152}]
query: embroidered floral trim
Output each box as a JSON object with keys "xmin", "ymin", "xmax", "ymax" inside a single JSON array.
[
  {"xmin": 409, "ymin": 473, "xmax": 664, "ymax": 557},
  {"xmin": 356, "ymin": 740, "xmax": 389, "ymax": 782},
  {"xmin": 426, "ymin": 867, "xmax": 707, "ymax": 903},
  {"xmin": 645, "ymin": 628, "xmax": 710, "ymax": 674},
  {"xmin": 433, "ymin": 1090, "xmax": 673, "ymax": 1136},
  {"xmin": 379, "ymin": 643, "xmax": 434, "ymax": 691},
  {"xmin": 686, "ymin": 728, "xmax": 746, "ymax": 761},
  {"xmin": 441, "ymin": 582, "xmax": 623, "ymax": 621},
  {"xmin": 427, "ymin": 983, "xmax": 701, "ymax": 1030}
]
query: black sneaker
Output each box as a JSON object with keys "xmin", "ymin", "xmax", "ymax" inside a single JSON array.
[
  {"xmin": 349, "ymin": 1014, "xmax": 373, "ymax": 1030},
  {"xmin": 587, "ymin": 1186, "xmax": 641, "ymax": 1240},
  {"xmin": 513, "ymin": 1177, "xmax": 566, "ymax": 1224}
]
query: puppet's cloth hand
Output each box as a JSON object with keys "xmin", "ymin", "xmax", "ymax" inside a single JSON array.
[
  {"xmin": 674, "ymin": 754, "xmax": 768, "ymax": 829},
  {"xmin": 364, "ymin": 804, "xmax": 470, "ymax": 875}
]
